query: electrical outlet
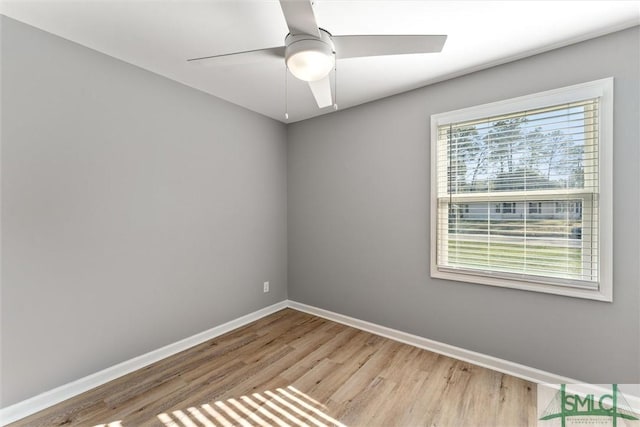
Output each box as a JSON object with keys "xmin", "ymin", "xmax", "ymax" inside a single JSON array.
[{"xmin": 263, "ymin": 281, "xmax": 270, "ymax": 293}]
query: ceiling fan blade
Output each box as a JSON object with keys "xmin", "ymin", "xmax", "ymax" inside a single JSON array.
[
  {"xmin": 308, "ymin": 76, "xmax": 333, "ymax": 108},
  {"xmin": 333, "ymin": 35, "xmax": 447, "ymax": 59},
  {"xmin": 187, "ymin": 46, "xmax": 285, "ymax": 66},
  {"xmin": 279, "ymin": 0, "xmax": 320, "ymax": 37}
]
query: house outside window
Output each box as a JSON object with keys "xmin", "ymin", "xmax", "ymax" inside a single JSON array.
[{"xmin": 430, "ymin": 78, "xmax": 613, "ymax": 301}]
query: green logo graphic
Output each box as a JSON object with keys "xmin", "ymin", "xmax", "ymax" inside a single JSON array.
[{"xmin": 540, "ymin": 384, "xmax": 639, "ymax": 427}]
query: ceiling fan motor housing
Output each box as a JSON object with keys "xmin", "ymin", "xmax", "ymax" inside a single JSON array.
[{"xmin": 285, "ymin": 29, "xmax": 335, "ymax": 82}]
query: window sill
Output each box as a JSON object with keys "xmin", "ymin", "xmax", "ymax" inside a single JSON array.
[{"xmin": 431, "ymin": 268, "xmax": 612, "ymax": 302}]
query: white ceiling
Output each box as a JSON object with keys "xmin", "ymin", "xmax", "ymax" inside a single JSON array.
[{"xmin": 1, "ymin": 1, "xmax": 639, "ymax": 123}]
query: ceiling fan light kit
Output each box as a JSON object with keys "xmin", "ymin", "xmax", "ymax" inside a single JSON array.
[
  {"xmin": 285, "ymin": 30, "xmax": 335, "ymax": 82},
  {"xmin": 188, "ymin": 0, "xmax": 446, "ymax": 114}
]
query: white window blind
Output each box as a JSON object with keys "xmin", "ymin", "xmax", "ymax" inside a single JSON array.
[{"xmin": 435, "ymin": 99, "xmax": 599, "ymax": 289}]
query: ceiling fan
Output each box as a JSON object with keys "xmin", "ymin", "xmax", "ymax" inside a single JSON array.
[{"xmin": 188, "ymin": 0, "xmax": 446, "ymax": 112}]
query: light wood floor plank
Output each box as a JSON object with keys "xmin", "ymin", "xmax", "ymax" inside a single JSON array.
[{"xmin": 8, "ymin": 308, "xmax": 536, "ymax": 426}]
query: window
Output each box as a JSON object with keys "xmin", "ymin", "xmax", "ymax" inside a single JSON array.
[
  {"xmin": 502, "ymin": 202, "xmax": 516, "ymax": 214},
  {"xmin": 430, "ymin": 78, "xmax": 613, "ymax": 301},
  {"xmin": 556, "ymin": 201, "xmax": 583, "ymax": 215},
  {"xmin": 529, "ymin": 202, "xmax": 542, "ymax": 214}
]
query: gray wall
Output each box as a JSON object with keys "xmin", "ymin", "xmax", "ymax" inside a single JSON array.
[
  {"xmin": 1, "ymin": 16, "xmax": 287, "ymax": 407},
  {"xmin": 2, "ymin": 13, "xmax": 638, "ymax": 410},
  {"xmin": 288, "ymin": 27, "xmax": 640, "ymax": 383}
]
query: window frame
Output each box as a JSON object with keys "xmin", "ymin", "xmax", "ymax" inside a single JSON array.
[{"xmin": 430, "ymin": 78, "xmax": 613, "ymax": 301}]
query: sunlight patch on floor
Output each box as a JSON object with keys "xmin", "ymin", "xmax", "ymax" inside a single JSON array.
[{"xmin": 155, "ymin": 386, "xmax": 346, "ymax": 427}]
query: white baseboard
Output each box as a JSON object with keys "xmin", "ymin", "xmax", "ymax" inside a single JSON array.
[
  {"xmin": 287, "ymin": 300, "xmax": 581, "ymax": 385},
  {"xmin": 0, "ymin": 301, "xmax": 288, "ymax": 426}
]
